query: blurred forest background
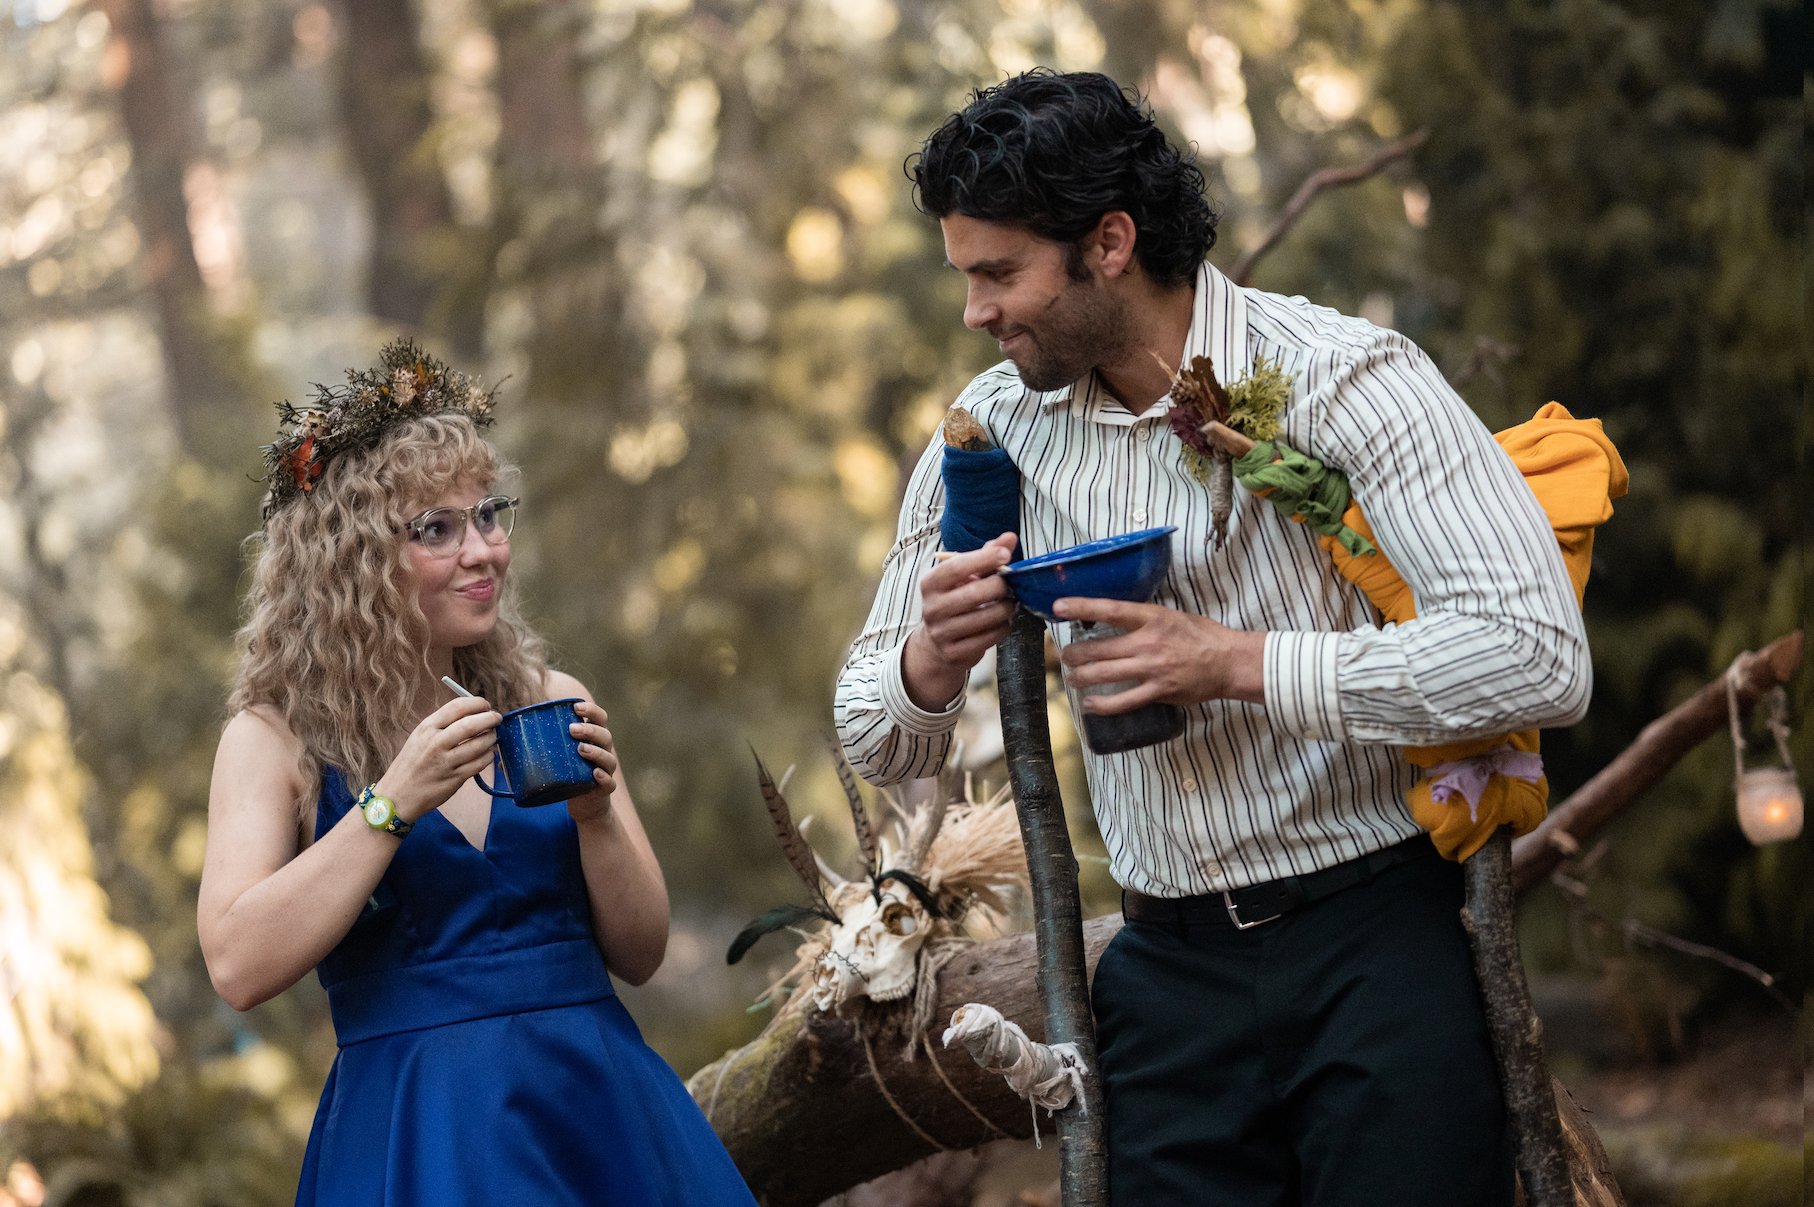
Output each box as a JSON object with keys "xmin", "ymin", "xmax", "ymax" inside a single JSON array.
[{"xmin": 0, "ymin": 0, "xmax": 1805, "ymax": 1202}]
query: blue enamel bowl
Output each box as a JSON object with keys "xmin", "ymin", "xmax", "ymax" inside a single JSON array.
[{"xmin": 998, "ymin": 526, "xmax": 1177, "ymax": 621}]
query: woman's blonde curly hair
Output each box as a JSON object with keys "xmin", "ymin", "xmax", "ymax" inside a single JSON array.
[{"xmin": 231, "ymin": 413, "xmax": 547, "ymax": 818}]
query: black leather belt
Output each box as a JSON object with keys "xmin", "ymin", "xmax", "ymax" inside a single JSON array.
[{"xmin": 1122, "ymin": 836, "xmax": 1433, "ymax": 930}]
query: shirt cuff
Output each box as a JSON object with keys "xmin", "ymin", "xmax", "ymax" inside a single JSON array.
[
  {"xmin": 881, "ymin": 640, "xmax": 966, "ymax": 737},
  {"xmin": 1264, "ymin": 630, "xmax": 1348, "ymax": 743}
]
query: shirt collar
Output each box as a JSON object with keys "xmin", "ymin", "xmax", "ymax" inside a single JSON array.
[{"xmin": 1039, "ymin": 259, "xmax": 1251, "ymax": 425}]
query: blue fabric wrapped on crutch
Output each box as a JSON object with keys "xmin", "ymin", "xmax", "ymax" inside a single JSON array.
[{"xmin": 940, "ymin": 445, "xmax": 1023, "ymax": 558}]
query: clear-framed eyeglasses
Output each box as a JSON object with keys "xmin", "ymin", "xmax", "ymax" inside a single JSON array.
[{"xmin": 402, "ymin": 495, "xmax": 518, "ymax": 557}]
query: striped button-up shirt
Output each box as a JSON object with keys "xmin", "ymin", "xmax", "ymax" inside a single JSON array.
[{"xmin": 835, "ymin": 260, "xmax": 1591, "ymax": 897}]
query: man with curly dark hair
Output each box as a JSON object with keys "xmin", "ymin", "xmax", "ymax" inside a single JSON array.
[{"xmin": 836, "ymin": 69, "xmax": 1589, "ymax": 1205}]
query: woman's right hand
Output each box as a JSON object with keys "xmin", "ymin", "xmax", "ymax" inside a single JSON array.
[{"xmin": 375, "ymin": 696, "xmax": 500, "ymax": 820}]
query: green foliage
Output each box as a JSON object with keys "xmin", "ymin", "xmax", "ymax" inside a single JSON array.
[
  {"xmin": 1225, "ymin": 354, "xmax": 1295, "ymax": 442},
  {"xmin": 1, "ymin": 1055, "xmax": 306, "ymax": 1207}
]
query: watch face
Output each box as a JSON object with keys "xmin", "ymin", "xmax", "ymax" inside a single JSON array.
[{"xmin": 363, "ymin": 798, "xmax": 392, "ymax": 827}]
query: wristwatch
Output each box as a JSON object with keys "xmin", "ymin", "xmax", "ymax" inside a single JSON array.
[{"xmin": 356, "ymin": 784, "xmax": 413, "ymax": 838}]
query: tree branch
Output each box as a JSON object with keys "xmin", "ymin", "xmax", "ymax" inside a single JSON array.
[
  {"xmin": 1550, "ymin": 870, "xmax": 1795, "ymax": 1012},
  {"xmin": 1229, "ymin": 129, "xmax": 1430, "ymax": 286},
  {"xmin": 1513, "ymin": 631, "xmax": 1805, "ymax": 894}
]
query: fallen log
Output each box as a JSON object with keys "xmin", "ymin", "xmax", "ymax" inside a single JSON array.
[{"xmin": 686, "ymin": 917, "xmax": 1120, "ymax": 1207}]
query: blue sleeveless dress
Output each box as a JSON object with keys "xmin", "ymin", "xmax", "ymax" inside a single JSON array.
[{"xmin": 297, "ymin": 768, "xmax": 756, "ymax": 1206}]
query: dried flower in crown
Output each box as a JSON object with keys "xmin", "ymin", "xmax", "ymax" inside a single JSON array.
[{"xmin": 258, "ymin": 338, "xmax": 498, "ymax": 521}]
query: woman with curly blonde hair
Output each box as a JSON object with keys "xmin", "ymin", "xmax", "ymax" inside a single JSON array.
[{"xmin": 198, "ymin": 342, "xmax": 755, "ymax": 1206}]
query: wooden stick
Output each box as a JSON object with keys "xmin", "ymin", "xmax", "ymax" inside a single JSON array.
[
  {"xmin": 1229, "ymin": 130, "xmax": 1430, "ymax": 287},
  {"xmin": 1464, "ymin": 829, "xmax": 1572, "ymax": 1206},
  {"xmin": 996, "ymin": 609, "xmax": 1108, "ymax": 1206},
  {"xmin": 1199, "ymin": 419, "xmax": 1257, "ymax": 458},
  {"xmin": 940, "ymin": 400, "xmax": 1107, "ymax": 1204}
]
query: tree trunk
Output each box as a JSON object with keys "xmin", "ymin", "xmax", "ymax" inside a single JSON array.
[
  {"xmin": 994, "ymin": 610, "xmax": 1108, "ymax": 1207},
  {"xmin": 96, "ymin": 0, "xmax": 241, "ymax": 453},
  {"xmin": 332, "ymin": 0, "xmax": 479, "ymax": 351},
  {"xmin": 485, "ymin": 0, "xmax": 643, "ymax": 430}
]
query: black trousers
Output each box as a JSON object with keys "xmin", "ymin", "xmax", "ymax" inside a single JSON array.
[{"xmin": 1092, "ymin": 851, "xmax": 1515, "ymax": 1206}]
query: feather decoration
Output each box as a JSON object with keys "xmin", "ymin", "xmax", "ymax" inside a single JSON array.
[
  {"xmin": 795, "ymin": 816, "xmax": 848, "ymax": 888},
  {"xmin": 751, "ymin": 746, "xmax": 836, "ymax": 918},
  {"xmin": 824, "ymin": 732, "xmax": 879, "ymax": 882},
  {"xmin": 875, "ymin": 869, "xmax": 944, "ymax": 919},
  {"xmin": 726, "ymin": 903, "xmax": 837, "ymax": 966}
]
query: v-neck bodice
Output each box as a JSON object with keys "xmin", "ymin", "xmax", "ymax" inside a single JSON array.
[
  {"xmin": 298, "ymin": 768, "xmax": 758, "ymax": 1206},
  {"xmin": 312, "ymin": 767, "xmax": 603, "ymax": 1044}
]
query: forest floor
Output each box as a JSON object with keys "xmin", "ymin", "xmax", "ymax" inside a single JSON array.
[{"xmin": 1563, "ymin": 1006, "xmax": 1804, "ymax": 1207}]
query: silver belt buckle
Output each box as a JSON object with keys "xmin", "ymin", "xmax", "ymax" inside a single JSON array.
[{"xmin": 1223, "ymin": 890, "xmax": 1283, "ymax": 930}]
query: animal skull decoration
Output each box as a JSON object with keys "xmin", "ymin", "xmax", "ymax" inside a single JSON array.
[
  {"xmin": 811, "ymin": 875, "xmax": 935, "ymax": 1009},
  {"xmin": 729, "ymin": 742, "xmax": 1025, "ymax": 1021}
]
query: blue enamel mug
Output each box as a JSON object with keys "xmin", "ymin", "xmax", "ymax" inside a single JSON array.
[{"xmin": 475, "ymin": 697, "xmax": 596, "ymax": 808}]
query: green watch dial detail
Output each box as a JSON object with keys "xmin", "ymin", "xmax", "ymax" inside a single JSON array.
[{"xmin": 356, "ymin": 785, "xmax": 412, "ymax": 837}]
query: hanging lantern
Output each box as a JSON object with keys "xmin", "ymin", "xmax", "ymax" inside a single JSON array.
[
  {"xmin": 1735, "ymin": 766, "xmax": 1803, "ymax": 845},
  {"xmin": 1727, "ymin": 673, "xmax": 1803, "ymax": 847}
]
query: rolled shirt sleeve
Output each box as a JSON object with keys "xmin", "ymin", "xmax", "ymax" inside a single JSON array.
[{"xmin": 834, "ymin": 433, "xmax": 965, "ymax": 785}]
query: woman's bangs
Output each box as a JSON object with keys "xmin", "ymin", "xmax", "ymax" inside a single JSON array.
[{"xmin": 393, "ymin": 418, "xmax": 503, "ymax": 506}]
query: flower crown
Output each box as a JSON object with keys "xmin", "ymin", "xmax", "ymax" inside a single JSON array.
[{"xmin": 258, "ymin": 338, "xmax": 498, "ymax": 521}]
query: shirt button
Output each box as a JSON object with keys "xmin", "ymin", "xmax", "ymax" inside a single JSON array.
[
  {"xmin": 1132, "ymin": 507, "xmax": 1148, "ymax": 523},
  {"xmin": 1203, "ymin": 862, "xmax": 1222, "ymax": 880},
  {"xmin": 1181, "ymin": 777, "xmax": 1197, "ymax": 792}
]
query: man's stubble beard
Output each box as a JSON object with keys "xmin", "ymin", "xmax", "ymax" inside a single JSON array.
[{"xmin": 1009, "ymin": 277, "xmax": 1132, "ymax": 393}]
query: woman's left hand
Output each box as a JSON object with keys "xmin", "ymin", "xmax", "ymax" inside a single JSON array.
[{"xmin": 567, "ymin": 700, "xmax": 618, "ymax": 822}]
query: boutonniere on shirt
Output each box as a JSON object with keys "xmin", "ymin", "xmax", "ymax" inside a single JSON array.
[
  {"xmin": 1165, "ymin": 353, "xmax": 1377, "ymax": 557},
  {"xmin": 1164, "ymin": 354, "xmax": 1294, "ymax": 547}
]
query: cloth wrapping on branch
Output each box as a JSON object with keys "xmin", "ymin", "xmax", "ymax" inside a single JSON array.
[
  {"xmin": 943, "ymin": 1003, "xmax": 1086, "ymax": 1145},
  {"xmin": 1231, "ymin": 441, "xmax": 1376, "ymax": 557},
  {"xmin": 940, "ymin": 445, "xmax": 1022, "ymax": 557},
  {"xmin": 1235, "ymin": 402, "xmax": 1629, "ymax": 861},
  {"xmin": 1425, "ymin": 745, "xmax": 1547, "ymax": 821}
]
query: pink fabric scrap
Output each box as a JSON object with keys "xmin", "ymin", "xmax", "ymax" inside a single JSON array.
[{"xmin": 1425, "ymin": 747, "xmax": 1546, "ymax": 821}]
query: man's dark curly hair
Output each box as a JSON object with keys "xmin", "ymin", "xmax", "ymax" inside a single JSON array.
[{"xmin": 909, "ymin": 69, "xmax": 1217, "ymax": 288}]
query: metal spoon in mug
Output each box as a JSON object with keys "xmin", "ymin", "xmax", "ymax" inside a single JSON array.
[{"xmin": 441, "ymin": 675, "xmax": 475, "ymax": 698}]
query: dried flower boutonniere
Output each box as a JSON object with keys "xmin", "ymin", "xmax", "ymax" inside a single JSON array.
[
  {"xmin": 1165, "ymin": 353, "xmax": 1294, "ymax": 547},
  {"xmin": 1166, "ymin": 353, "xmax": 1376, "ymax": 558}
]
